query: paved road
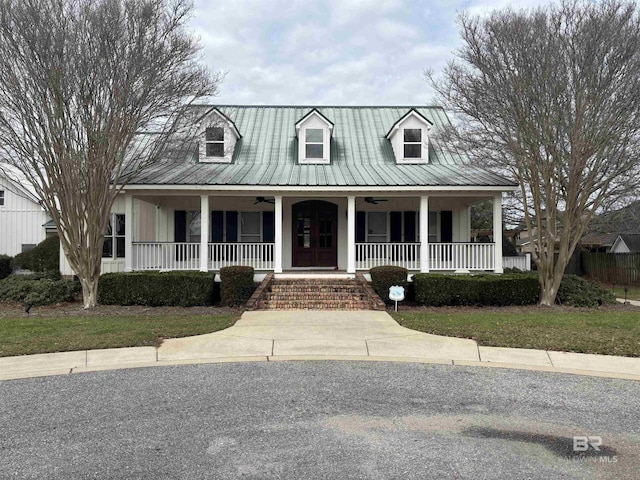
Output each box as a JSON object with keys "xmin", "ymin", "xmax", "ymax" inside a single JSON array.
[{"xmin": 1, "ymin": 362, "xmax": 638, "ymax": 479}]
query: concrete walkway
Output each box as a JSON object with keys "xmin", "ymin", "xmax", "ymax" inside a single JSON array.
[{"xmin": 1, "ymin": 310, "xmax": 640, "ymax": 381}]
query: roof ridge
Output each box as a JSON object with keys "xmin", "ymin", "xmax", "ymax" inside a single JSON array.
[{"xmin": 191, "ymin": 104, "xmax": 446, "ymax": 109}]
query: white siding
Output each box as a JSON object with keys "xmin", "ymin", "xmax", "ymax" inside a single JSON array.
[{"xmin": 0, "ymin": 177, "xmax": 49, "ymax": 256}]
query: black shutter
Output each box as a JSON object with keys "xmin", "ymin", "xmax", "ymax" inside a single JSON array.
[
  {"xmin": 226, "ymin": 211, "xmax": 238, "ymax": 242},
  {"xmin": 211, "ymin": 211, "xmax": 224, "ymax": 242},
  {"xmin": 441, "ymin": 211, "xmax": 453, "ymax": 242},
  {"xmin": 356, "ymin": 211, "xmax": 366, "ymax": 243},
  {"xmin": 174, "ymin": 210, "xmax": 186, "ymax": 242},
  {"xmin": 404, "ymin": 211, "xmax": 416, "ymax": 242},
  {"xmin": 262, "ymin": 211, "xmax": 275, "ymax": 243},
  {"xmin": 390, "ymin": 211, "xmax": 402, "ymax": 242}
]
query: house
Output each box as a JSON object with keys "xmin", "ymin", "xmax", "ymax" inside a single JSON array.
[
  {"xmin": 59, "ymin": 106, "xmax": 517, "ymax": 279},
  {"xmin": 610, "ymin": 234, "xmax": 640, "ymax": 253},
  {"xmin": 0, "ymin": 172, "xmax": 52, "ymax": 256},
  {"xmin": 581, "ymin": 233, "xmax": 618, "ymax": 253}
]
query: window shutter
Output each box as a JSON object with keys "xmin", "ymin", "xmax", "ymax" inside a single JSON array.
[
  {"xmin": 262, "ymin": 211, "xmax": 275, "ymax": 243},
  {"xmin": 226, "ymin": 211, "xmax": 238, "ymax": 242},
  {"xmin": 356, "ymin": 211, "xmax": 366, "ymax": 243},
  {"xmin": 174, "ymin": 211, "xmax": 186, "ymax": 242},
  {"xmin": 390, "ymin": 212, "xmax": 402, "ymax": 242},
  {"xmin": 211, "ymin": 211, "xmax": 224, "ymax": 242},
  {"xmin": 404, "ymin": 211, "xmax": 416, "ymax": 242},
  {"xmin": 441, "ymin": 211, "xmax": 453, "ymax": 243}
]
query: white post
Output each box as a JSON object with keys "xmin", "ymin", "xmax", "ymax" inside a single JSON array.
[
  {"xmin": 200, "ymin": 195, "xmax": 209, "ymax": 272},
  {"xmin": 420, "ymin": 195, "xmax": 429, "ymax": 273},
  {"xmin": 124, "ymin": 194, "xmax": 133, "ymax": 272},
  {"xmin": 347, "ymin": 196, "xmax": 356, "ymax": 273},
  {"xmin": 274, "ymin": 195, "xmax": 283, "ymax": 273},
  {"xmin": 493, "ymin": 193, "xmax": 504, "ymax": 273}
]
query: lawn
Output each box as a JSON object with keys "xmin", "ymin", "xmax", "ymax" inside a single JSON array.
[
  {"xmin": 0, "ymin": 313, "xmax": 238, "ymax": 357},
  {"xmin": 392, "ymin": 309, "xmax": 640, "ymax": 357},
  {"xmin": 609, "ymin": 286, "xmax": 640, "ymax": 301}
]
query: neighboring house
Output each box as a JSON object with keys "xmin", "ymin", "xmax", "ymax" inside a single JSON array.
[
  {"xmin": 0, "ymin": 172, "xmax": 51, "ymax": 256},
  {"xmin": 59, "ymin": 106, "xmax": 517, "ymax": 278},
  {"xmin": 581, "ymin": 233, "xmax": 618, "ymax": 252},
  {"xmin": 610, "ymin": 234, "xmax": 640, "ymax": 253}
]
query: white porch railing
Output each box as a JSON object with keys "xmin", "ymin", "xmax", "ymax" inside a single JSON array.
[
  {"xmin": 208, "ymin": 242, "xmax": 274, "ymax": 270},
  {"xmin": 356, "ymin": 243, "xmax": 420, "ymax": 270},
  {"xmin": 429, "ymin": 243, "xmax": 495, "ymax": 271},
  {"xmin": 503, "ymin": 254, "xmax": 531, "ymax": 271},
  {"xmin": 132, "ymin": 242, "xmax": 274, "ymax": 271}
]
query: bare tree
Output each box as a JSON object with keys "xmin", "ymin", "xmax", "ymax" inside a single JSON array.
[
  {"xmin": 430, "ymin": 0, "xmax": 640, "ymax": 305},
  {"xmin": 0, "ymin": 0, "xmax": 222, "ymax": 308}
]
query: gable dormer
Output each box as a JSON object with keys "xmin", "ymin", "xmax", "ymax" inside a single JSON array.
[
  {"xmin": 386, "ymin": 109, "xmax": 432, "ymax": 164},
  {"xmin": 197, "ymin": 107, "xmax": 242, "ymax": 163},
  {"xmin": 295, "ymin": 108, "xmax": 333, "ymax": 164}
]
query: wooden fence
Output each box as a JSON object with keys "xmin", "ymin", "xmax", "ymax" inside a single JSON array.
[{"xmin": 582, "ymin": 252, "xmax": 640, "ymax": 286}]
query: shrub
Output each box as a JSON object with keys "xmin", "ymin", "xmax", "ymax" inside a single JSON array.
[
  {"xmin": 0, "ymin": 254, "xmax": 11, "ymax": 280},
  {"xmin": 11, "ymin": 236, "xmax": 60, "ymax": 275},
  {"xmin": 369, "ymin": 265, "xmax": 408, "ymax": 303},
  {"xmin": 413, "ymin": 273, "xmax": 539, "ymax": 306},
  {"xmin": 98, "ymin": 271, "xmax": 218, "ymax": 306},
  {"xmin": 220, "ymin": 266, "xmax": 255, "ymax": 307},
  {"xmin": 0, "ymin": 274, "xmax": 80, "ymax": 305},
  {"xmin": 557, "ymin": 275, "xmax": 616, "ymax": 307}
]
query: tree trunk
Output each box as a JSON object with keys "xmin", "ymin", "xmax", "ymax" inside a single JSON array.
[{"xmin": 80, "ymin": 275, "xmax": 99, "ymax": 309}]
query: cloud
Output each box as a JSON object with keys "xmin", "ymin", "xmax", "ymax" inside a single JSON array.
[{"xmin": 190, "ymin": 0, "xmax": 552, "ymax": 105}]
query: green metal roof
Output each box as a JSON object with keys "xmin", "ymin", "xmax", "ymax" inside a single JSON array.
[{"xmin": 131, "ymin": 106, "xmax": 516, "ymax": 188}]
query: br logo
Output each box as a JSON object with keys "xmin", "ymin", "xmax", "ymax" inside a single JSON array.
[{"xmin": 573, "ymin": 436, "xmax": 602, "ymax": 452}]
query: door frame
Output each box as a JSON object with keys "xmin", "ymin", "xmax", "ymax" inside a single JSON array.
[{"xmin": 291, "ymin": 200, "xmax": 338, "ymax": 268}]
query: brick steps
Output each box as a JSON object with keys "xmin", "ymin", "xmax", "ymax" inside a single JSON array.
[{"xmin": 248, "ymin": 275, "xmax": 386, "ymax": 311}]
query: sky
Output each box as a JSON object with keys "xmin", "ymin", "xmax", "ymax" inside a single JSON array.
[{"xmin": 191, "ymin": 0, "xmax": 552, "ymax": 106}]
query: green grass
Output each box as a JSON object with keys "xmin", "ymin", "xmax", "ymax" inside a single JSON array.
[
  {"xmin": 392, "ymin": 310, "xmax": 640, "ymax": 357},
  {"xmin": 0, "ymin": 314, "xmax": 237, "ymax": 357}
]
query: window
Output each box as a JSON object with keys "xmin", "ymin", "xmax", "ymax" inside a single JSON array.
[
  {"xmin": 188, "ymin": 211, "xmax": 201, "ymax": 243},
  {"xmin": 21, "ymin": 244, "xmax": 36, "ymax": 253},
  {"xmin": 0, "ymin": 190, "xmax": 4, "ymax": 206},
  {"xmin": 367, "ymin": 212, "xmax": 387, "ymax": 243},
  {"xmin": 240, "ymin": 212, "xmax": 261, "ymax": 242},
  {"xmin": 305, "ymin": 128, "xmax": 324, "ymax": 159},
  {"xmin": 404, "ymin": 129, "xmax": 422, "ymax": 158},
  {"xmin": 103, "ymin": 214, "xmax": 125, "ymax": 258},
  {"xmin": 428, "ymin": 212, "xmax": 438, "ymax": 243},
  {"xmin": 205, "ymin": 127, "xmax": 224, "ymax": 157}
]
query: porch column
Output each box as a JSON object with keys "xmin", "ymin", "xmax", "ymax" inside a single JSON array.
[
  {"xmin": 200, "ymin": 195, "xmax": 209, "ymax": 272},
  {"xmin": 347, "ymin": 195, "xmax": 356, "ymax": 274},
  {"xmin": 124, "ymin": 194, "xmax": 133, "ymax": 272},
  {"xmin": 419, "ymin": 195, "xmax": 429, "ymax": 273},
  {"xmin": 493, "ymin": 193, "xmax": 504, "ymax": 273},
  {"xmin": 274, "ymin": 195, "xmax": 283, "ymax": 273}
]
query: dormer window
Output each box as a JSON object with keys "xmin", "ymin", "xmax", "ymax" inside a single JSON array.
[
  {"xmin": 404, "ymin": 129, "xmax": 422, "ymax": 158},
  {"xmin": 295, "ymin": 108, "xmax": 333, "ymax": 164},
  {"xmin": 205, "ymin": 127, "xmax": 224, "ymax": 157},
  {"xmin": 305, "ymin": 129, "xmax": 324, "ymax": 159},
  {"xmin": 386, "ymin": 109, "xmax": 432, "ymax": 164}
]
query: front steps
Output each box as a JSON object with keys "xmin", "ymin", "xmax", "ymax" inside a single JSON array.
[{"xmin": 246, "ymin": 274, "xmax": 385, "ymax": 310}]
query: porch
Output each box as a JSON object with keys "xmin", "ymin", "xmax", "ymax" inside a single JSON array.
[{"xmin": 60, "ymin": 191, "xmax": 506, "ymax": 277}]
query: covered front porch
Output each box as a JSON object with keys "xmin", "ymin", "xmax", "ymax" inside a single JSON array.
[{"xmin": 61, "ymin": 190, "xmax": 506, "ymax": 277}]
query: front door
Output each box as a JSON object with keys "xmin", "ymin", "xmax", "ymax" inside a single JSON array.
[{"xmin": 292, "ymin": 200, "xmax": 338, "ymax": 267}]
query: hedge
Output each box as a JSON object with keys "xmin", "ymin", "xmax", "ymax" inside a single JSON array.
[
  {"xmin": 556, "ymin": 275, "xmax": 616, "ymax": 307},
  {"xmin": 412, "ymin": 273, "xmax": 617, "ymax": 307},
  {"xmin": 0, "ymin": 274, "xmax": 80, "ymax": 305},
  {"xmin": 370, "ymin": 266, "xmax": 408, "ymax": 303},
  {"xmin": 11, "ymin": 236, "xmax": 60, "ymax": 275},
  {"xmin": 98, "ymin": 271, "xmax": 218, "ymax": 306},
  {"xmin": 413, "ymin": 273, "xmax": 540, "ymax": 306},
  {"xmin": 0, "ymin": 254, "xmax": 11, "ymax": 280},
  {"xmin": 220, "ymin": 266, "xmax": 255, "ymax": 307}
]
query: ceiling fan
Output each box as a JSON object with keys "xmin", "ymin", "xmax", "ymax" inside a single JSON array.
[
  {"xmin": 364, "ymin": 197, "xmax": 388, "ymax": 205},
  {"xmin": 254, "ymin": 196, "xmax": 275, "ymax": 205}
]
